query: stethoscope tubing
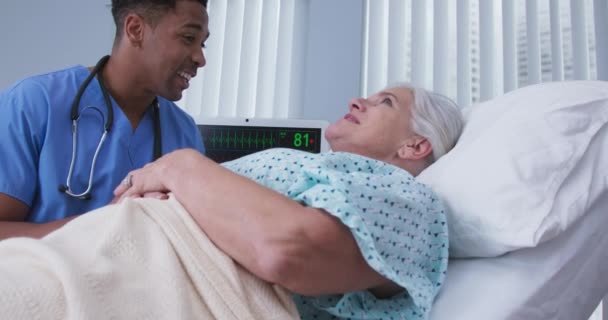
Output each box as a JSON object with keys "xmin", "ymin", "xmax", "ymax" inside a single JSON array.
[
  {"xmin": 59, "ymin": 55, "xmax": 161, "ymax": 200},
  {"xmin": 62, "ymin": 121, "xmax": 108, "ymax": 199}
]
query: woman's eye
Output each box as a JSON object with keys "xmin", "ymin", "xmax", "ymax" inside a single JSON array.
[{"xmin": 382, "ymin": 98, "xmax": 393, "ymax": 106}]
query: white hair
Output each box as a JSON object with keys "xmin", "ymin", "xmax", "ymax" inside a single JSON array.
[{"xmin": 388, "ymin": 83, "xmax": 464, "ymax": 162}]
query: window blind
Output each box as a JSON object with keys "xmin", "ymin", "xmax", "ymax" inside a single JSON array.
[
  {"xmin": 177, "ymin": 0, "xmax": 309, "ymax": 121},
  {"xmin": 363, "ymin": 0, "xmax": 606, "ymax": 107}
]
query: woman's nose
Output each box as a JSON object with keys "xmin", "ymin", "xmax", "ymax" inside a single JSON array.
[{"xmin": 349, "ymin": 98, "xmax": 367, "ymax": 112}]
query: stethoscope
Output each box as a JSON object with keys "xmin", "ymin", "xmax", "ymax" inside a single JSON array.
[{"xmin": 58, "ymin": 55, "xmax": 162, "ymax": 200}]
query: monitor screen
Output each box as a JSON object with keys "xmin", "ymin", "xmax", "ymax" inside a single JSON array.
[{"xmin": 197, "ymin": 118, "xmax": 329, "ymax": 163}]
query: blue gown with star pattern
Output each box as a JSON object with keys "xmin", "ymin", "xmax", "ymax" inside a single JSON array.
[{"xmin": 222, "ymin": 148, "xmax": 448, "ymax": 320}]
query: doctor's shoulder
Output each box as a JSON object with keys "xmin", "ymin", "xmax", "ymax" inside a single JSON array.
[
  {"xmin": 0, "ymin": 65, "xmax": 89, "ymax": 112},
  {"xmin": 0, "ymin": 65, "xmax": 93, "ymax": 147}
]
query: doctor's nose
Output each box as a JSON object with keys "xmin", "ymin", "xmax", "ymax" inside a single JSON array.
[
  {"xmin": 193, "ymin": 48, "xmax": 206, "ymax": 68},
  {"xmin": 349, "ymin": 97, "xmax": 368, "ymax": 112}
]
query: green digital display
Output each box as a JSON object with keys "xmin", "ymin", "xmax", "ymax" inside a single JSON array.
[{"xmin": 198, "ymin": 125, "xmax": 322, "ymax": 163}]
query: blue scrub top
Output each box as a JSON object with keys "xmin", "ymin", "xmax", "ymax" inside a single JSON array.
[{"xmin": 0, "ymin": 65, "xmax": 205, "ymax": 222}]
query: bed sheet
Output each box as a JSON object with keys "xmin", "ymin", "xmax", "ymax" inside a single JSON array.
[{"xmin": 430, "ymin": 193, "xmax": 608, "ymax": 320}]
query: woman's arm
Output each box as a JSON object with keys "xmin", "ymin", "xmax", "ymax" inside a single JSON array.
[{"xmin": 114, "ymin": 149, "xmax": 396, "ymax": 295}]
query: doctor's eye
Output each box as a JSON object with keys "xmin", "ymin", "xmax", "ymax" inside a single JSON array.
[{"xmin": 183, "ymin": 35, "xmax": 196, "ymax": 44}]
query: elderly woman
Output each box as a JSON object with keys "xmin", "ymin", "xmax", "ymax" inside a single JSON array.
[{"xmin": 0, "ymin": 84, "xmax": 463, "ymax": 320}]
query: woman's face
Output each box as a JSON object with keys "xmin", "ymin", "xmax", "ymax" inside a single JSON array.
[{"xmin": 325, "ymin": 86, "xmax": 417, "ymax": 162}]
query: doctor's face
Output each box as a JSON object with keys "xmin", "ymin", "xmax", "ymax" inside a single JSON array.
[
  {"xmin": 325, "ymin": 86, "xmax": 417, "ymax": 162},
  {"xmin": 141, "ymin": 0, "xmax": 209, "ymax": 101}
]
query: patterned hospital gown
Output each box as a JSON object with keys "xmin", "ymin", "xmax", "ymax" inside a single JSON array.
[{"xmin": 222, "ymin": 148, "xmax": 448, "ymax": 320}]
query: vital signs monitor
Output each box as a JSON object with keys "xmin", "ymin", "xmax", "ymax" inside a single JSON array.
[{"xmin": 197, "ymin": 118, "xmax": 330, "ymax": 163}]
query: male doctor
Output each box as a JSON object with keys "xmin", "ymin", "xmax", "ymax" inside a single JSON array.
[{"xmin": 0, "ymin": 0, "xmax": 209, "ymax": 239}]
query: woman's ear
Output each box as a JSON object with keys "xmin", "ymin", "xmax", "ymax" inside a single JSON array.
[
  {"xmin": 398, "ymin": 136, "xmax": 433, "ymax": 160},
  {"xmin": 124, "ymin": 13, "xmax": 145, "ymax": 47}
]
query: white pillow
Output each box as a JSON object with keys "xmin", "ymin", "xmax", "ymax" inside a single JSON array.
[{"xmin": 417, "ymin": 81, "xmax": 608, "ymax": 258}]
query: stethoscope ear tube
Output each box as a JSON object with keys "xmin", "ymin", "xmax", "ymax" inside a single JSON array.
[
  {"xmin": 95, "ymin": 56, "xmax": 113, "ymax": 131},
  {"xmin": 69, "ymin": 56, "xmax": 110, "ymax": 122},
  {"xmin": 152, "ymin": 99, "xmax": 162, "ymax": 160}
]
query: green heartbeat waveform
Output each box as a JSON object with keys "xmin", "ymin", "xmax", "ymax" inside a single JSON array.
[{"xmin": 207, "ymin": 130, "xmax": 276, "ymax": 149}]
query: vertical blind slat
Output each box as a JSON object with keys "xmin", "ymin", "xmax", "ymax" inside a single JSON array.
[
  {"xmin": 593, "ymin": 0, "xmax": 608, "ymax": 80},
  {"xmin": 502, "ymin": 0, "xmax": 518, "ymax": 92},
  {"xmin": 361, "ymin": 0, "xmax": 370, "ymax": 96},
  {"xmin": 549, "ymin": 0, "xmax": 564, "ymax": 81},
  {"xmin": 273, "ymin": 0, "xmax": 296, "ymax": 118},
  {"xmin": 218, "ymin": 0, "xmax": 245, "ymax": 117},
  {"xmin": 479, "ymin": 0, "xmax": 497, "ymax": 100},
  {"xmin": 434, "ymin": 0, "xmax": 450, "ymax": 96},
  {"xmin": 456, "ymin": 0, "xmax": 471, "ymax": 107},
  {"xmin": 186, "ymin": 0, "xmax": 228, "ymax": 119},
  {"xmin": 388, "ymin": 0, "xmax": 409, "ymax": 87},
  {"xmin": 570, "ymin": 0, "xmax": 590, "ymax": 80},
  {"xmin": 411, "ymin": 0, "xmax": 430, "ymax": 88},
  {"xmin": 255, "ymin": 0, "xmax": 280, "ymax": 118},
  {"xmin": 526, "ymin": 0, "xmax": 542, "ymax": 85},
  {"xmin": 286, "ymin": 0, "xmax": 308, "ymax": 118},
  {"xmin": 365, "ymin": 0, "xmax": 389, "ymax": 96},
  {"xmin": 236, "ymin": 0, "xmax": 263, "ymax": 117}
]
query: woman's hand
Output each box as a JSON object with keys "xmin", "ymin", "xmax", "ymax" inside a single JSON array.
[{"xmin": 112, "ymin": 148, "xmax": 205, "ymax": 202}]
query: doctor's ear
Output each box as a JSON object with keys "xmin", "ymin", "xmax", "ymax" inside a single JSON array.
[
  {"xmin": 123, "ymin": 14, "xmax": 145, "ymax": 47},
  {"xmin": 398, "ymin": 135, "xmax": 433, "ymax": 161}
]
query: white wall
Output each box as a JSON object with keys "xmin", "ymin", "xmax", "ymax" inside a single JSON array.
[
  {"xmin": 0, "ymin": 0, "xmax": 115, "ymax": 91},
  {"xmin": 0, "ymin": 0, "xmax": 364, "ymax": 123}
]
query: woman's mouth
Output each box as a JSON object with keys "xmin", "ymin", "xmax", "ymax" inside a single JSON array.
[{"xmin": 344, "ymin": 113, "xmax": 360, "ymax": 124}]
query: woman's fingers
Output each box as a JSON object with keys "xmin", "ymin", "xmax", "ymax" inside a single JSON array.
[
  {"xmin": 111, "ymin": 179, "xmax": 168, "ymax": 204},
  {"xmin": 142, "ymin": 192, "xmax": 169, "ymax": 200},
  {"xmin": 113, "ymin": 151, "xmax": 187, "ymax": 201},
  {"xmin": 113, "ymin": 166, "xmax": 169, "ymax": 202},
  {"xmin": 113, "ymin": 174, "xmax": 133, "ymax": 197}
]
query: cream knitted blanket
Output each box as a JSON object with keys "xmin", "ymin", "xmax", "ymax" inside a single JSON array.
[{"xmin": 0, "ymin": 196, "xmax": 299, "ymax": 320}]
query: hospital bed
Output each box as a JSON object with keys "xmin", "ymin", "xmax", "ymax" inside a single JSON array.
[
  {"xmin": 197, "ymin": 80, "xmax": 608, "ymax": 320},
  {"xmin": 179, "ymin": 1, "xmax": 608, "ymax": 318},
  {"xmin": 430, "ymin": 194, "xmax": 608, "ymax": 320},
  {"xmin": 416, "ymin": 80, "xmax": 608, "ymax": 320},
  {"xmin": 359, "ymin": 0, "xmax": 608, "ymax": 317}
]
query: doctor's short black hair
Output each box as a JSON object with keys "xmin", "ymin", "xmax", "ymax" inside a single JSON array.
[{"xmin": 111, "ymin": 0, "xmax": 208, "ymax": 38}]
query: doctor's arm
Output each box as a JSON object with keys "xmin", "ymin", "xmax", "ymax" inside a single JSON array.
[
  {"xmin": 0, "ymin": 194, "xmax": 76, "ymax": 240},
  {"xmin": 115, "ymin": 149, "xmax": 400, "ymax": 296},
  {"xmin": 0, "ymin": 83, "xmax": 78, "ymax": 240}
]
